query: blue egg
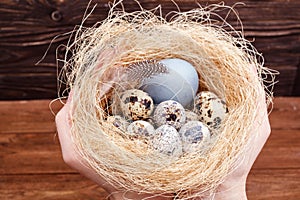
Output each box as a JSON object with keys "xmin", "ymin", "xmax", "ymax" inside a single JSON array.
[{"xmin": 140, "ymin": 58, "xmax": 199, "ymax": 107}]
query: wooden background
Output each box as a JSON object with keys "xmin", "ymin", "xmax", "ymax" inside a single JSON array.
[
  {"xmin": 0, "ymin": 1, "xmax": 300, "ymax": 200},
  {"xmin": 0, "ymin": 0, "xmax": 300, "ymax": 100}
]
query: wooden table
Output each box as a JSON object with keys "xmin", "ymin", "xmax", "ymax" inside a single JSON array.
[{"xmin": 0, "ymin": 97, "xmax": 299, "ymax": 199}]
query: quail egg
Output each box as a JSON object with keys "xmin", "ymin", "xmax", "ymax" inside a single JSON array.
[
  {"xmin": 150, "ymin": 125, "xmax": 182, "ymax": 156},
  {"xmin": 185, "ymin": 110, "xmax": 200, "ymax": 122},
  {"xmin": 179, "ymin": 121, "xmax": 210, "ymax": 153},
  {"xmin": 153, "ymin": 100, "xmax": 186, "ymax": 130},
  {"xmin": 120, "ymin": 89, "xmax": 154, "ymax": 121},
  {"xmin": 127, "ymin": 120, "xmax": 155, "ymax": 137},
  {"xmin": 106, "ymin": 115, "xmax": 129, "ymax": 132},
  {"xmin": 193, "ymin": 91, "xmax": 228, "ymax": 129}
]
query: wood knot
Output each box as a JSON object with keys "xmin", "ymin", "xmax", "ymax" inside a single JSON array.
[{"xmin": 51, "ymin": 10, "xmax": 63, "ymax": 22}]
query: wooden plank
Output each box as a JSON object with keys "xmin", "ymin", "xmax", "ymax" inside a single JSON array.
[
  {"xmin": 252, "ymin": 129, "xmax": 300, "ymax": 169},
  {"xmin": 0, "ymin": 97, "xmax": 299, "ymax": 200},
  {"xmin": 0, "ymin": 169, "xmax": 299, "ymax": 200},
  {"xmin": 0, "ymin": 97, "xmax": 299, "ymax": 174},
  {"xmin": 262, "ymin": 65, "xmax": 297, "ymax": 96},
  {"xmin": 0, "ymin": 0, "xmax": 300, "ymax": 99},
  {"xmin": 0, "ymin": 72, "xmax": 58, "ymax": 100},
  {"xmin": 0, "ymin": 133, "xmax": 72, "ymax": 174},
  {"xmin": 0, "ymin": 174, "xmax": 108, "ymax": 200},
  {"xmin": 270, "ymin": 97, "xmax": 300, "ymax": 130},
  {"xmin": 0, "ymin": 129, "xmax": 299, "ymax": 174},
  {"xmin": 293, "ymin": 63, "xmax": 300, "ymax": 96},
  {"xmin": 0, "ymin": 97, "xmax": 299, "ymax": 135},
  {"xmin": 247, "ymin": 169, "xmax": 300, "ymax": 200},
  {"xmin": 0, "ymin": 99, "xmax": 63, "ymax": 134}
]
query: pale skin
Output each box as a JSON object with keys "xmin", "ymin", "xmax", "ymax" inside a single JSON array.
[{"xmin": 56, "ymin": 89, "xmax": 270, "ymax": 200}]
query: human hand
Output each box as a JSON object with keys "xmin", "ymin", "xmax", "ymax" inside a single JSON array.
[
  {"xmin": 55, "ymin": 93, "xmax": 172, "ymax": 200},
  {"xmin": 212, "ymin": 94, "xmax": 271, "ymax": 199}
]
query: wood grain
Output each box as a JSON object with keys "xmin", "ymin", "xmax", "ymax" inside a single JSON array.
[
  {"xmin": 269, "ymin": 97, "xmax": 300, "ymax": 130},
  {"xmin": 1, "ymin": 97, "xmax": 298, "ymax": 134},
  {"xmin": 0, "ymin": 174, "xmax": 108, "ymax": 200},
  {"xmin": 0, "ymin": 133, "xmax": 71, "ymax": 174},
  {"xmin": 247, "ymin": 169, "xmax": 300, "ymax": 200},
  {"xmin": 0, "ymin": 99, "xmax": 62, "ymax": 134},
  {"xmin": 0, "ymin": 0, "xmax": 300, "ymax": 99},
  {"xmin": 0, "ymin": 170, "xmax": 299, "ymax": 200},
  {"xmin": 1, "ymin": 129, "xmax": 299, "ymax": 175},
  {"xmin": 0, "ymin": 97, "xmax": 300, "ymax": 199}
]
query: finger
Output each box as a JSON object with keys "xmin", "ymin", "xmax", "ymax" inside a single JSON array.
[
  {"xmin": 250, "ymin": 104, "xmax": 271, "ymax": 155},
  {"xmin": 244, "ymin": 93, "xmax": 271, "ymax": 169},
  {"xmin": 67, "ymin": 90, "xmax": 73, "ymax": 104},
  {"xmin": 56, "ymin": 107, "xmax": 120, "ymax": 191},
  {"xmin": 55, "ymin": 100, "xmax": 74, "ymax": 161}
]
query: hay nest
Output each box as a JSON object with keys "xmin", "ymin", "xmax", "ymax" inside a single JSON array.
[{"xmin": 59, "ymin": 2, "xmax": 274, "ymax": 199}]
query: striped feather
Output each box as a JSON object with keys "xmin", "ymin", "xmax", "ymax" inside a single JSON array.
[{"xmin": 124, "ymin": 60, "xmax": 168, "ymax": 84}]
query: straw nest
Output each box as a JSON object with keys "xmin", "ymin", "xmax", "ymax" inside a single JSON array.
[{"xmin": 58, "ymin": 2, "xmax": 275, "ymax": 199}]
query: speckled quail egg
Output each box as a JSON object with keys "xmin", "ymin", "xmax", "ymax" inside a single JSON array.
[
  {"xmin": 106, "ymin": 115, "xmax": 129, "ymax": 132},
  {"xmin": 153, "ymin": 100, "xmax": 186, "ymax": 130},
  {"xmin": 193, "ymin": 91, "xmax": 228, "ymax": 129},
  {"xmin": 185, "ymin": 110, "xmax": 200, "ymax": 122},
  {"xmin": 120, "ymin": 89, "xmax": 154, "ymax": 121},
  {"xmin": 150, "ymin": 125, "xmax": 182, "ymax": 156},
  {"xmin": 179, "ymin": 121, "xmax": 210, "ymax": 153},
  {"xmin": 127, "ymin": 120, "xmax": 155, "ymax": 137}
]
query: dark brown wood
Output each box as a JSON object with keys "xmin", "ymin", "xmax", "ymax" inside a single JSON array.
[{"xmin": 0, "ymin": 0, "xmax": 299, "ymax": 99}]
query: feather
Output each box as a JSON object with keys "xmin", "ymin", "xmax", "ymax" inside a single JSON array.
[
  {"xmin": 124, "ymin": 60, "xmax": 168, "ymax": 84},
  {"xmin": 110, "ymin": 60, "xmax": 169, "ymax": 115}
]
